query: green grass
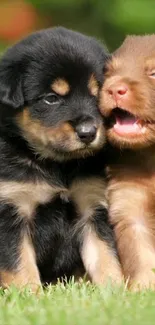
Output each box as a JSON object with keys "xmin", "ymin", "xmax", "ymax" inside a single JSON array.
[{"xmin": 0, "ymin": 280, "xmax": 155, "ymax": 325}]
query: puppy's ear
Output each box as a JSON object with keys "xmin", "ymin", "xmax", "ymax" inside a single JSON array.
[{"xmin": 0, "ymin": 58, "xmax": 24, "ymax": 109}]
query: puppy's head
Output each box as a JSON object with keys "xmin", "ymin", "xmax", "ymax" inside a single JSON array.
[
  {"xmin": 0, "ymin": 27, "xmax": 108, "ymax": 161},
  {"xmin": 100, "ymin": 35, "xmax": 155, "ymax": 149}
]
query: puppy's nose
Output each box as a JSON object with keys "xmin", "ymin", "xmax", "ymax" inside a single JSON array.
[
  {"xmin": 75, "ymin": 123, "xmax": 97, "ymax": 144},
  {"xmin": 107, "ymin": 84, "xmax": 128, "ymax": 100}
]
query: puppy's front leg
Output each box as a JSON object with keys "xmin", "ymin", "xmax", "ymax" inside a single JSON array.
[
  {"xmin": 71, "ymin": 178, "xmax": 123, "ymax": 285},
  {"xmin": 1, "ymin": 236, "xmax": 41, "ymax": 293},
  {"xmin": 81, "ymin": 220, "xmax": 123, "ymax": 285},
  {"xmin": 0, "ymin": 204, "xmax": 41, "ymax": 292},
  {"xmin": 109, "ymin": 181, "xmax": 155, "ymax": 290}
]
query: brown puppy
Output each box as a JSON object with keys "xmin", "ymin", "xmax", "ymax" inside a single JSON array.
[{"xmin": 100, "ymin": 35, "xmax": 155, "ymax": 290}]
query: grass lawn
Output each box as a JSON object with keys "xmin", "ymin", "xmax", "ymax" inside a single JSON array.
[{"xmin": 0, "ymin": 280, "xmax": 155, "ymax": 325}]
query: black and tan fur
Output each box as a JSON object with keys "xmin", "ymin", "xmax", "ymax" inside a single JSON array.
[{"xmin": 0, "ymin": 27, "xmax": 122, "ymax": 291}]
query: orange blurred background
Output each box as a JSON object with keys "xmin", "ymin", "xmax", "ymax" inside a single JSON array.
[
  {"xmin": 0, "ymin": 0, "xmax": 155, "ymax": 52},
  {"xmin": 0, "ymin": 0, "xmax": 46, "ymax": 44}
]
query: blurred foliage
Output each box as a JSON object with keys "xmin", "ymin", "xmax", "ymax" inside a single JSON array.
[
  {"xmin": 28, "ymin": 0, "xmax": 155, "ymax": 51},
  {"xmin": 1, "ymin": 0, "xmax": 155, "ymax": 51}
]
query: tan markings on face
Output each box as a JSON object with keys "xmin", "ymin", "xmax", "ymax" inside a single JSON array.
[
  {"xmin": 16, "ymin": 108, "xmax": 105, "ymax": 160},
  {"xmin": 51, "ymin": 78, "xmax": 70, "ymax": 96},
  {"xmin": 16, "ymin": 108, "xmax": 74, "ymax": 142},
  {"xmin": 0, "ymin": 235, "xmax": 41, "ymax": 292},
  {"xmin": 0, "ymin": 180, "xmax": 66, "ymax": 219},
  {"xmin": 88, "ymin": 74, "xmax": 99, "ymax": 97},
  {"xmin": 16, "ymin": 108, "xmax": 77, "ymax": 159},
  {"xmin": 81, "ymin": 225, "xmax": 123, "ymax": 285}
]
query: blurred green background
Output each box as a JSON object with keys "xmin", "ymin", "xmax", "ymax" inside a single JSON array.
[{"xmin": 0, "ymin": 0, "xmax": 155, "ymax": 52}]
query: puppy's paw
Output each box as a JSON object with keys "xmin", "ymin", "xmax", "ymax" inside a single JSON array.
[
  {"xmin": 92, "ymin": 265, "xmax": 124, "ymax": 286},
  {"xmin": 129, "ymin": 270, "xmax": 155, "ymax": 291}
]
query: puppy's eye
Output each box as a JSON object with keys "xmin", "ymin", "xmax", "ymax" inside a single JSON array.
[
  {"xmin": 149, "ymin": 71, "xmax": 155, "ymax": 78},
  {"xmin": 43, "ymin": 93, "xmax": 60, "ymax": 105}
]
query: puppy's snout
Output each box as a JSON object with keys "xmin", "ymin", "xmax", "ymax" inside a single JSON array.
[
  {"xmin": 107, "ymin": 83, "xmax": 128, "ymax": 100},
  {"xmin": 75, "ymin": 122, "xmax": 97, "ymax": 144}
]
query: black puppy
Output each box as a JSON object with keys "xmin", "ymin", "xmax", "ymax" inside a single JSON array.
[{"xmin": 0, "ymin": 27, "xmax": 122, "ymax": 291}]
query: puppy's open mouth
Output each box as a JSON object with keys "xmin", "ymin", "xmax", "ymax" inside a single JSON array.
[{"xmin": 109, "ymin": 108, "xmax": 147, "ymax": 137}]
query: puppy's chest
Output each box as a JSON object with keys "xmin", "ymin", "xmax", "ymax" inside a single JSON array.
[
  {"xmin": 0, "ymin": 179, "xmax": 68, "ymax": 220},
  {"xmin": 107, "ymin": 158, "xmax": 155, "ymax": 197},
  {"xmin": 0, "ymin": 155, "xmax": 106, "ymax": 221}
]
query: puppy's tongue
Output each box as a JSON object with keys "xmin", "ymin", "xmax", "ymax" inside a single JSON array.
[{"xmin": 113, "ymin": 111, "xmax": 146, "ymax": 135}]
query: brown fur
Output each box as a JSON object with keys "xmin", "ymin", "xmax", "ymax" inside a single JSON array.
[
  {"xmin": 100, "ymin": 35, "xmax": 155, "ymax": 290},
  {"xmin": 100, "ymin": 35, "xmax": 155, "ymax": 149},
  {"xmin": 51, "ymin": 78, "xmax": 70, "ymax": 96},
  {"xmin": 88, "ymin": 74, "xmax": 99, "ymax": 97}
]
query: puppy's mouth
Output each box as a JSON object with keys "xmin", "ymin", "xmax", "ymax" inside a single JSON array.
[{"xmin": 108, "ymin": 108, "xmax": 148, "ymax": 137}]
